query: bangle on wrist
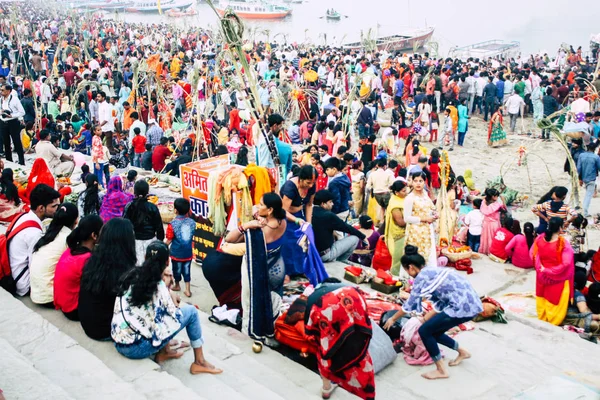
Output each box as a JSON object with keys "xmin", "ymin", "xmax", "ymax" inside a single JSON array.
[
  {"xmin": 238, "ymin": 225, "xmax": 246, "ymax": 234},
  {"xmin": 295, "ymin": 218, "xmax": 301, "ymax": 225}
]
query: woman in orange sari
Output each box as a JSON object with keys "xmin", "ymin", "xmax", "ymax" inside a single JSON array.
[
  {"xmin": 402, "ymin": 70, "xmax": 412, "ymax": 101},
  {"xmin": 531, "ymin": 217, "xmax": 575, "ymax": 326}
]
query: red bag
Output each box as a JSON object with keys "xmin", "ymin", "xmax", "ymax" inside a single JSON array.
[{"xmin": 371, "ymin": 237, "xmax": 392, "ymax": 271}]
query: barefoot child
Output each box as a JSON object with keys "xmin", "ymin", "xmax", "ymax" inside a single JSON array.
[
  {"xmin": 383, "ymin": 245, "xmax": 482, "ymax": 380},
  {"xmin": 165, "ymin": 198, "xmax": 196, "ymax": 297}
]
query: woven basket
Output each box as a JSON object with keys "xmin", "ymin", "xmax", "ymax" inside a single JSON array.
[
  {"xmin": 158, "ymin": 203, "xmax": 176, "ymax": 224},
  {"xmin": 441, "ymin": 249, "xmax": 472, "ymax": 262}
]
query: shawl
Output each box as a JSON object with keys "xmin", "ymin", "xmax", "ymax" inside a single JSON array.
[
  {"xmin": 243, "ymin": 164, "xmax": 271, "ymax": 205},
  {"xmin": 24, "ymin": 158, "xmax": 55, "ymax": 204},
  {"xmin": 100, "ymin": 176, "xmax": 133, "ymax": 223},
  {"xmin": 385, "ymin": 194, "xmax": 405, "ymax": 256},
  {"xmin": 245, "ymin": 228, "xmax": 275, "ymax": 341},
  {"xmin": 298, "ymin": 223, "xmax": 328, "ymax": 286},
  {"xmin": 305, "ymin": 286, "xmax": 375, "ymax": 400},
  {"xmin": 464, "ymin": 169, "xmax": 475, "ymax": 191}
]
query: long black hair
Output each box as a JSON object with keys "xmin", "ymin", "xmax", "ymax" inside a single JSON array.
[
  {"xmin": 537, "ymin": 186, "xmax": 558, "ymax": 204},
  {"xmin": 0, "ymin": 168, "xmax": 20, "ymax": 205},
  {"xmin": 33, "ymin": 202, "xmax": 78, "ymax": 252},
  {"xmin": 523, "ymin": 222, "xmax": 535, "ymax": 250},
  {"xmin": 122, "ymin": 241, "xmax": 169, "ymax": 307},
  {"xmin": 66, "ymin": 214, "xmax": 103, "ymax": 253},
  {"xmin": 401, "ymin": 245, "xmax": 426, "ymax": 269},
  {"xmin": 262, "ymin": 192, "xmax": 286, "ymax": 220},
  {"xmin": 82, "ymin": 174, "xmax": 101, "ymax": 215},
  {"xmin": 81, "ymin": 218, "xmax": 136, "ymax": 296},
  {"xmin": 125, "ymin": 180, "xmax": 150, "ymax": 228},
  {"xmin": 235, "ymin": 146, "xmax": 249, "ymax": 166},
  {"xmin": 545, "ymin": 216, "xmax": 564, "ymax": 242},
  {"xmin": 484, "ymin": 188, "xmax": 500, "ymax": 205}
]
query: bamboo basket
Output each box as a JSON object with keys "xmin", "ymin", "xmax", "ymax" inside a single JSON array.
[
  {"xmin": 441, "ymin": 249, "xmax": 472, "ymax": 262},
  {"xmin": 158, "ymin": 202, "xmax": 176, "ymax": 224}
]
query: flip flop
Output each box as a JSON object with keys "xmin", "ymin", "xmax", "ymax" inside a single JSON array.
[{"xmin": 321, "ymin": 384, "xmax": 338, "ymax": 399}]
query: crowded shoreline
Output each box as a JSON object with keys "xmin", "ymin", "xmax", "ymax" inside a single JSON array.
[{"xmin": 1, "ymin": 1, "xmax": 600, "ymax": 399}]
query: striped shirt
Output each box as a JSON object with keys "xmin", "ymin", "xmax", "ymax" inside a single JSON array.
[{"xmin": 531, "ymin": 200, "xmax": 577, "ymax": 221}]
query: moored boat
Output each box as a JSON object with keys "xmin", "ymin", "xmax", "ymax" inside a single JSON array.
[
  {"xmin": 125, "ymin": 0, "xmax": 194, "ymax": 12},
  {"xmin": 215, "ymin": 0, "xmax": 292, "ymax": 19},
  {"xmin": 165, "ymin": 7, "xmax": 198, "ymax": 16},
  {"xmin": 343, "ymin": 27, "xmax": 435, "ymax": 52}
]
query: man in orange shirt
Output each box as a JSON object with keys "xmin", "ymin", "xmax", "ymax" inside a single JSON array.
[{"xmin": 122, "ymin": 101, "xmax": 134, "ymax": 133}]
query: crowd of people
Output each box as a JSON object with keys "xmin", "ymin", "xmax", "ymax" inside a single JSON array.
[{"xmin": 1, "ymin": 1, "xmax": 600, "ymax": 399}]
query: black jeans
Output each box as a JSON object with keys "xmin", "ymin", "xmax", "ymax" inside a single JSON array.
[
  {"xmin": 1, "ymin": 119, "xmax": 25, "ymax": 165},
  {"xmin": 484, "ymin": 100, "xmax": 495, "ymax": 121}
]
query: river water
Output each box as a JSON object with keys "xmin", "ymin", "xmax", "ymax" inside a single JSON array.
[{"xmin": 111, "ymin": 0, "xmax": 598, "ymax": 57}]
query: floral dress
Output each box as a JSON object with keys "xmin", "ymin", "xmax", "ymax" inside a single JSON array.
[{"xmin": 404, "ymin": 192, "xmax": 437, "ymax": 267}]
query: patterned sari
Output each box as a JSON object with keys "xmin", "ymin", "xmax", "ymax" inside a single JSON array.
[{"xmin": 488, "ymin": 111, "xmax": 507, "ymax": 147}]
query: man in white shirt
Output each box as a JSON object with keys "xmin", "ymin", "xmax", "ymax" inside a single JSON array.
[
  {"xmin": 366, "ymin": 158, "xmax": 394, "ymax": 209},
  {"xmin": 97, "ymin": 91, "xmax": 116, "ymax": 154},
  {"xmin": 571, "ymin": 93, "xmax": 591, "ymax": 115},
  {"xmin": 128, "ymin": 111, "xmax": 146, "ymax": 146},
  {"xmin": 466, "ymin": 71, "xmax": 477, "ymax": 115},
  {"xmin": 504, "ymin": 92, "xmax": 525, "ymax": 133},
  {"xmin": 8, "ymin": 184, "xmax": 60, "ymax": 296},
  {"xmin": 36, "ymin": 129, "xmax": 75, "ymax": 176},
  {"xmin": 0, "ymin": 83, "xmax": 26, "ymax": 164}
]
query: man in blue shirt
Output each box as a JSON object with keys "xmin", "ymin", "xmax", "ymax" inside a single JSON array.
[
  {"xmin": 394, "ymin": 73, "xmax": 404, "ymax": 105},
  {"xmin": 576, "ymin": 140, "xmax": 600, "ymax": 217}
]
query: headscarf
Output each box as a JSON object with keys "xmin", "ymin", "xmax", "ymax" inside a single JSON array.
[
  {"xmin": 24, "ymin": 158, "xmax": 55, "ymax": 204},
  {"xmin": 99, "ymin": 176, "xmax": 133, "ymax": 223}
]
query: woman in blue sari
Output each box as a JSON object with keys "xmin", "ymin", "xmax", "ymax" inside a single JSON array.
[
  {"xmin": 224, "ymin": 193, "xmax": 287, "ymax": 344},
  {"xmin": 280, "ymin": 165, "xmax": 317, "ymax": 277}
]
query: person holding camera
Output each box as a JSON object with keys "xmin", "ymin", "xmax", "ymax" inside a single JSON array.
[{"xmin": 0, "ymin": 84, "xmax": 26, "ymax": 165}]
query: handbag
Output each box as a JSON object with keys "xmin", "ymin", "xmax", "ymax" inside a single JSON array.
[{"xmin": 371, "ymin": 237, "xmax": 392, "ymax": 271}]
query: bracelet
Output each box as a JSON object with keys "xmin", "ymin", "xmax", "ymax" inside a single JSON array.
[{"xmin": 238, "ymin": 225, "xmax": 246, "ymax": 234}]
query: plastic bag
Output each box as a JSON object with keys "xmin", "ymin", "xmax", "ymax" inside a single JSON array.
[{"xmin": 372, "ymin": 237, "xmax": 392, "ymax": 271}]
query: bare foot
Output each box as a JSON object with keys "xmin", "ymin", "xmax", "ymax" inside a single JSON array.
[
  {"xmin": 449, "ymin": 348, "xmax": 471, "ymax": 367},
  {"xmin": 172, "ymin": 284, "xmax": 181, "ymax": 292},
  {"xmin": 190, "ymin": 360, "xmax": 223, "ymax": 375},
  {"xmin": 421, "ymin": 369, "xmax": 449, "ymax": 380},
  {"xmin": 155, "ymin": 349, "xmax": 184, "ymax": 363},
  {"xmin": 184, "ymin": 290, "xmax": 192, "ymax": 298},
  {"xmin": 284, "ymin": 275, "xmax": 291, "ymax": 284}
]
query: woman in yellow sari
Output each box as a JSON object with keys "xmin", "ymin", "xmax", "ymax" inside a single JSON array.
[
  {"xmin": 385, "ymin": 180, "xmax": 408, "ymax": 277},
  {"xmin": 531, "ymin": 217, "xmax": 575, "ymax": 325}
]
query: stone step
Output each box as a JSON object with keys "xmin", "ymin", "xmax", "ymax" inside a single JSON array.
[
  {"xmin": 0, "ymin": 337, "xmax": 75, "ymax": 400},
  {"xmin": 16, "ymin": 296, "xmax": 206, "ymax": 400},
  {"xmin": 0, "ymin": 290, "xmax": 144, "ymax": 400}
]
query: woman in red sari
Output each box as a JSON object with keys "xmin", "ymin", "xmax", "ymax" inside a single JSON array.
[
  {"xmin": 402, "ymin": 70, "xmax": 412, "ymax": 101},
  {"xmin": 531, "ymin": 217, "xmax": 575, "ymax": 326}
]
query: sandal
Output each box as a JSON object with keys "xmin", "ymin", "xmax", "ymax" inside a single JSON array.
[{"xmin": 321, "ymin": 384, "xmax": 338, "ymax": 399}]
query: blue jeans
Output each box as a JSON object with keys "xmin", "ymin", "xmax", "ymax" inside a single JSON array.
[
  {"xmin": 467, "ymin": 232, "xmax": 480, "ymax": 253},
  {"xmin": 583, "ymin": 181, "xmax": 596, "ymax": 216},
  {"xmin": 94, "ymin": 162, "xmax": 105, "ymax": 188},
  {"xmin": 115, "ymin": 304, "xmax": 204, "ymax": 359},
  {"xmin": 172, "ymin": 259, "xmax": 192, "ymax": 283},
  {"xmin": 458, "ymin": 130, "xmax": 467, "ymax": 146},
  {"xmin": 418, "ymin": 312, "xmax": 474, "ymax": 362},
  {"xmin": 133, "ymin": 153, "xmax": 141, "ymax": 168}
]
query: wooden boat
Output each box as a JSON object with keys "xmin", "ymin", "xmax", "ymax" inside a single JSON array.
[
  {"xmin": 165, "ymin": 7, "xmax": 197, "ymax": 16},
  {"xmin": 343, "ymin": 27, "xmax": 435, "ymax": 52},
  {"xmin": 125, "ymin": 0, "xmax": 194, "ymax": 12},
  {"xmin": 215, "ymin": 0, "xmax": 292, "ymax": 19},
  {"xmin": 325, "ymin": 9, "xmax": 341, "ymax": 20}
]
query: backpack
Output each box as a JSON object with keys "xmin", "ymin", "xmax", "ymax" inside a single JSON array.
[{"xmin": 0, "ymin": 213, "xmax": 42, "ymax": 295}]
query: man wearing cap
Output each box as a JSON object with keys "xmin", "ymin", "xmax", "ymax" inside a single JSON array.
[{"xmin": 312, "ymin": 189, "xmax": 367, "ymax": 263}]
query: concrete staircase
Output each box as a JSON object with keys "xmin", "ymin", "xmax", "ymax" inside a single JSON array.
[{"xmin": 0, "ymin": 288, "xmax": 362, "ymax": 400}]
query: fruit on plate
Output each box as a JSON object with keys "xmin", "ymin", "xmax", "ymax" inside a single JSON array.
[
  {"xmin": 57, "ymin": 177, "xmax": 71, "ymax": 185},
  {"xmin": 148, "ymin": 195, "xmax": 159, "ymax": 204}
]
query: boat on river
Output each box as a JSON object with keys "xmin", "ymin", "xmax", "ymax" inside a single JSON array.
[
  {"xmin": 125, "ymin": 0, "xmax": 194, "ymax": 12},
  {"xmin": 165, "ymin": 7, "xmax": 198, "ymax": 16},
  {"xmin": 343, "ymin": 27, "xmax": 434, "ymax": 52},
  {"xmin": 325, "ymin": 9, "xmax": 341, "ymax": 20},
  {"xmin": 215, "ymin": 0, "xmax": 292, "ymax": 19}
]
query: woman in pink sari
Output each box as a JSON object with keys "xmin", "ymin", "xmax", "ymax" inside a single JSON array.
[
  {"xmin": 99, "ymin": 176, "xmax": 133, "ymax": 223},
  {"xmin": 479, "ymin": 188, "xmax": 505, "ymax": 255}
]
